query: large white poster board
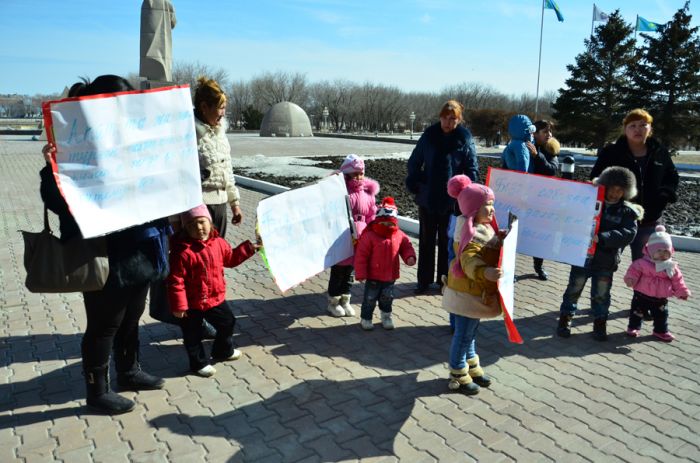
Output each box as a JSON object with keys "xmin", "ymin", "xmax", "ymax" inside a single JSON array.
[
  {"xmin": 486, "ymin": 168, "xmax": 603, "ymax": 267},
  {"xmin": 257, "ymin": 174, "xmax": 353, "ymax": 293},
  {"xmin": 43, "ymin": 85, "xmax": 202, "ymax": 238}
]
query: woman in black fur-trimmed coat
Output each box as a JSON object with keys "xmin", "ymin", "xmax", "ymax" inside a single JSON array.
[
  {"xmin": 405, "ymin": 100, "xmax": 479, "ymax": 294},
  {"xmin": 590, "ymin": 109, "xmax": 679, "ymax": 261}
]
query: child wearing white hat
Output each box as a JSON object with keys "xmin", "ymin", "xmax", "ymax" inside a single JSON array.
[{"xmin": 623, "ymin": 225, "xmax": 691, "ymax": 342}]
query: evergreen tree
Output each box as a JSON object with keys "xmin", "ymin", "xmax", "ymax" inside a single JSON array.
[
  {"xmin": 552, "ymin": 11, "xmax": 636, "ymax": 148},
  {"xmin": 629, "ymin": 2, "xmax": 700, "ymax": 150}
]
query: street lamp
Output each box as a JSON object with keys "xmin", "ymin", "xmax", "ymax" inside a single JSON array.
[
  {"xmin": 409, "ymin": 111, "xmax": 416, "ymax": 139},
  {"xmin": 322, "ymin": 106, "xmax": 329, "ymax": 132}
]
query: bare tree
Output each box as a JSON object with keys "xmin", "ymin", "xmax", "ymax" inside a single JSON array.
[
  {"xmin": 250, "ymin": 71, "xmax": 309, "ymax": 109},
  {"xmin": 172, "ymin": 60, "xmax": 230, "ymax": 97}
]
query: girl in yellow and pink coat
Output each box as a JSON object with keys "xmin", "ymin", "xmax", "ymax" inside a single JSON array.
[
  {"xmin": 442, "ymin": 175, "xmax": 504, "ymax": 395},
  {"xmin": 624, "ymin": 225, "xmax": 691, "ymax": 342}
]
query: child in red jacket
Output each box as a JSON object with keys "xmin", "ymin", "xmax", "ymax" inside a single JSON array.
[
  {"xmin": 167, "ymin": 204, "xmax": 259, "ymax": 377},
  {"xmin": 354, "ymin": 197, "xmax": 416, "ymax": 330}
]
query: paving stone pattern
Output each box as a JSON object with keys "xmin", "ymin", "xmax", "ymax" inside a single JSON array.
[{"xmin": 1, "ymin": 137, "xmax": 699, "ymax": 462}]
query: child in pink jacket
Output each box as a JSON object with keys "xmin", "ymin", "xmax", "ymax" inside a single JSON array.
[
  {"xmin": 326, "ymin": 154, "xmax": 380, "ymax": 318},
  {"xmin": 623, "ymin": 225, "xmax": 690, "ymax": 342},
  {"xmin": 354, "ymin": 197, "xmax": 416, "ymax": 330}
]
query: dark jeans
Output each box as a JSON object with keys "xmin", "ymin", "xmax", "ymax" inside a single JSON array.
[
  {"xmin": 82, "ymin": 281, "xmax": 149, "ymax": 374},
  {"xmin": 180, "ymin": 301, "xmax": 236, "ymax": 371},
  {"xmin": 628, "ymin": 291, "xmax": 669, "ymax": 333},
  {"xmin": 206, "ymin": 203, "xmax": 228, "ymax": 239},
  {"xmin": 630, "ymin": 221, "xmax": 660, "ymax": 261},
  {"xmin": 328, "ymin": 264, "xmax": 353, "ymax": 296},
  {"xmin": 559, "ymin": 266, "xmax": 614, "ymax": 320},
  {"xmin": 417, "ymin": 206, "xmax": 450, "ymax": 287},
  {"xmin": 360, "ymin": 280, "xmax": 395, "ymax": 320}
]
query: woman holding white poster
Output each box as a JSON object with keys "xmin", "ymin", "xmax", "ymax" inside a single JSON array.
[
  {"xmin": 40, "ymin": 75, "xmax": 171, "ymax": 414},
  {"xmin": 590, "ymin": 109, "xmax": 679, "ymax": 261}
]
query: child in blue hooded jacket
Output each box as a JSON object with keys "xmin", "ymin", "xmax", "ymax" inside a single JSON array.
[{"xmin": 501, "ymin": 114, "xmax": 536, "ymax": 173}]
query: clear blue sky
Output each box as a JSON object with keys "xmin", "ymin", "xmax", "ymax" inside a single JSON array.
[{"xmin": 0, "ymin": 1, "xmax": 697, "ymax": 96}]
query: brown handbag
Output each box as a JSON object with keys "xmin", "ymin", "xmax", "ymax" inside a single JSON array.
[{"xmin": 21, "ymin": 207, "xmax": 109, "ymax": 293}]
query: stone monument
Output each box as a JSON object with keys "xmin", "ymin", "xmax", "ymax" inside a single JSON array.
[{"xmin": 140, "ymin": 0, "xmax": 176, "ymax": 85}]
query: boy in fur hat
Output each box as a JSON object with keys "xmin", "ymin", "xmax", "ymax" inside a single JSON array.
[
  {"xmin": 557, "ymin": 166, "xmax": 644, "ymax": 341},
  {"xmin": 326, "ymin": 154, "xmax": 380, "ymax": 317},
  {"xmin": 354, "ymin": 197, "xmax": 416, "ymax": 330},
  {"xmin": 623, "ymin": 225, "xmax": 690, "ymax": 342}
]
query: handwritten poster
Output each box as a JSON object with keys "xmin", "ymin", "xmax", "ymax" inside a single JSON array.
[
  {"xmin": 42, "ymin": 85, "xmax": 202, "ymax": 238},
  {"xmin": 486, "ymin": 168, "xmax": 604, "ymax": 267},
  {"xmin": 257, "ymin": 173, "xmax": 353, "ymax": 292}
]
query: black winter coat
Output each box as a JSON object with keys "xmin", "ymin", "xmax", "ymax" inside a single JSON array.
[
  {"xmin": 590, "ymin": 136, "xmax": 678, "ymax": 225},
  {"xmin": 405, "ymin": 123, "xmax": 479, "ymax": 214},
  {"xmin": 588, "ymin": 200, "xmax": 640, "ymax": 272}
]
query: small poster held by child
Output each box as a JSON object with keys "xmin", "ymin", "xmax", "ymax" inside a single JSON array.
[
  {"xmin": 497, "ymin": 216, "xmax": 523, "ymax": 344},
  {"xmin": 257, "ymin": 173, "xmax": 354, "ymax": 293}
]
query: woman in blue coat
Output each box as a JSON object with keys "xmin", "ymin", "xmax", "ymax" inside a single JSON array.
[{"xmin": 405, "ymin": 100, "xmax": 479, "ymax": 294}]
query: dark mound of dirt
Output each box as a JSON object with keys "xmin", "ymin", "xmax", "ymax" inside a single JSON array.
[{"xmin": 236, "ymin": 156, "xmax": 700, "ymax": 238}]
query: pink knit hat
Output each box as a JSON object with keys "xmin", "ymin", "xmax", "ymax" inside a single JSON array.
[
  {"xmin": 447, "ymin": 175, "xmax": 495, "ymax": 278},
  {"xmin": 181, "ymin": 204, "xmax": 212, "ymax": 226},
  {"xmin": 339, "ymin": 154, "xmax": 365, "ymax": 175},
  {"xmin": 646, "ymin": 225, "xmax": 674, "ymax": 255}
]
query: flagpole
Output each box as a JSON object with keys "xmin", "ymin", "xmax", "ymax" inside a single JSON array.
[
  {"xmin": 591, "ymin": 4, "xmax": 595, "ymax": 36},
  {"xmin": 535, "ymin": 0, "xmax": 545, "ymax": 119}
]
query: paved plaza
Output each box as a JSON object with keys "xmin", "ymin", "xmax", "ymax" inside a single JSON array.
[{"xmin": 1, "ymin": 134, "xmax": 699, "ymax": 462}]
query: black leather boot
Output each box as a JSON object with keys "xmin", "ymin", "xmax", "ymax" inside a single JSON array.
[
  {"xmin": 534, "ymin": 258, "xmax": 548, "ymax": 281},
  {"xmin": 85, "ymin": 366, "xmax": 135, "ymax": 414}
]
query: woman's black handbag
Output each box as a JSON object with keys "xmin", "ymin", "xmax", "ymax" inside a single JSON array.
[{"xmin": 21, "ymin": 207, "xmax": 109, "ymax": 293}]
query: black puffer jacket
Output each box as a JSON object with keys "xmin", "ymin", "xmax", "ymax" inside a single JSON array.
[
  {"xmin": 405, "ymin": 123, "xmax": 479, "ymax": 214},
  {"xmin": 590, "ymin": 136, "xmax": 678, "ymax": 225},
  {"xmin": 588, "ymin": 200, "xmax": 642, "ymax": 272}
]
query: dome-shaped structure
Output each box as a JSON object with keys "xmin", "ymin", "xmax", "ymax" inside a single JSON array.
[{"xmin": 259, "ymin": 102, "xmax": 313, "ymax": 137}]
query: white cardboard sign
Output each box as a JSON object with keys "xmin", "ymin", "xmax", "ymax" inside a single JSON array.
[
  {"xmin": 257, "ymin": 174, "xmax": 354, "ymax": 293},
  {"xmin": 486, "ymin": 168, "xmax": 603, "ymax": 267},
  {"xmin": 43, "ymin": 85, "xmax": 202, "ymax": 238}
]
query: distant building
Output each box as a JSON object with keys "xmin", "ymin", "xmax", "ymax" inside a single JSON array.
[{"xmin": 260, "ymin": 102, "xmax": 313, "ymax": 137}]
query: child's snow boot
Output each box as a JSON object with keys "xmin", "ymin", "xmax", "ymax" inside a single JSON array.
[
  {"xmin": 327, "ymin": 295, "xmax": 345, "ymax": 317},
  {"xmin": 448, "ymin": 367, "xmax": 480, "ymax": 395},
  {"xmin": 467, "ymin": 355, "xmax": 491, "ymax": 387},
  {"xmin": 557, "ymin": 313, "xmax": 573, "ymax": 338},
  {"xmin": 339, "ymin": 294, "xmax": 355, "ymax": 317},
  {"xmin": 380, "ymin": 311, "xmax": 394, "ymax": 330}
]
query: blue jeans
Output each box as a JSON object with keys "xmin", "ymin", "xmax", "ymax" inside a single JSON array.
[
  {"xmin": 360, "ymin": 280, "xmax": 395, "ymax": 320},
  {"xmin": 449, "ymin": 314, "xmax": 480, "ymax": 369},
  {"xmin": 560, "ymin": 266, "xmax": 613, "ymax": 319}
]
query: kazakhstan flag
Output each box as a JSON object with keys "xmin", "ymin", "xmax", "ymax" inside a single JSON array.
[
  {"xmin": 544, "ymin": 0, "xmax": 564, "ymax": 22},
  {"xmin": 637, "ymin": 16, "xmax": 660, "ymax": 32}
]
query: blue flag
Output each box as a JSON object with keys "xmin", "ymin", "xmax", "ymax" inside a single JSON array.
[
  {"xmin": 544, "ymin": 0, "xmax": 564, "ymax": 22},
  {"xmin": 636, "ymin": 16, "xmax": 660, "ymax": 32}
]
